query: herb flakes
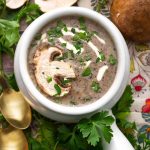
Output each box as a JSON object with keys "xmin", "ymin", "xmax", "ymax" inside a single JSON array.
[
  {"xmin": 82, "ymin": 67, "xmax": 92, "ymax": 77},
  {"xmin": 54, "ymin": 84, "xmax": 61, "ymax": 95},
  {"xmin": 91, "ymin": 81, "xmax": 101, "ymax": 93},
  {"xmin": 96, "ymin": 51, "xmax": 105, "ymax": 63},
  {"xmin": 108, "ymin": 54, "xmax": 117, "ymax": 65}
]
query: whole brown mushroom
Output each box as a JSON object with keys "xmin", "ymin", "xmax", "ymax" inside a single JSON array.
[{"xmin": 110, "ymin": 0, "xmax": 150, "ymax": 43}]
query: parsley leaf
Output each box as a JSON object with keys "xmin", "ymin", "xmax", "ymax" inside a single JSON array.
[
  {"xmin": 25, "ymin": 111, "xmax": 56, "ymax": 150},
  {"xmin": 0, "ymin": 19, "xmax": 20, "ymax": 56},
  {"xmin": 96, "ymin": 52, "xmax": 105, "ymax": 63},
  {"xmin": 112, "ymin": 85, "xmax": 134, "ymax": 114},
  {"xmin": 58, "ymin": 125, "xmax": 85, "ymax": 150},
  {"xmin": 82, "ymin": 67, "xmax": 92, "ymax": 77},
  {"xmin": 61, "ymin": 42, "xmax": 67, "ymax": 48},
  {"xmin": 48, "ymin": 20, "xmax": 66, "ymax": 39},
  {"xmin": 112, "ymin": 85, "xmax": 137, "ymax": 147},
  {"xmin": 0, "ymin": 0, "xmax": 6, "ymax": 18},
  {"xmin": 91, "ymin": 81, "xmax": 101, "ymax": 93},
  {"xmin": 94, "ymin": 0, "xmax": 108, "ymax": 12},
  {"xmin": 16, "ymin": 4, "xmax": 42, "ymax": 24},
  {"xmin": 78, "ymin": 111, "xmax": 114, "ymax": 146},
  {"xmin": 54, "ymin": 84, "xmax": 61, "ymax": 95},
  {"xmin": 46, "ymin": 76, "xmax": 52, "ymax": 83},
  {"xmin": 108, "ymin": 54, "xmax": 117, "ymax": 65},
  {"xmin": 5, "ymin": 73, "xmax": 19, "ymax": 91},
  {"xmin": 78, "ymin": 17, "xmax": 87, "ymax": 31},
  {"xmin": 71, "ymin": 28, "xmax": 76, "ymax": 33}
]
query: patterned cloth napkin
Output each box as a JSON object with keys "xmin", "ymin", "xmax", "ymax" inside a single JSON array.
[{"xmin": 77, "ymin": 0, "xmax": 150, "ymax": 139}]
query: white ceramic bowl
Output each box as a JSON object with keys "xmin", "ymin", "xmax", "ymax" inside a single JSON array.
[
  {"xmin": 15, "ymin": 7, "xmax": 129, "ymax": 122},
  {"xmin": 15, "ymin": 7, "xmax": 134, "ymax": 150}
]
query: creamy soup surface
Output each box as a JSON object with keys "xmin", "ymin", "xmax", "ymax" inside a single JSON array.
[{"xmin": 28, "ymin": 16, "xmax": 117, "ymax": 106}]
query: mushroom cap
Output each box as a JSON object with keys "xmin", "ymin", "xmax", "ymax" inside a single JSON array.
[
  {"xmin": 6, "ymin": 0, "xmax": 27, "ymax": 9},
  {"xmin": 34, "ymin": 0, "xmax": 77, "ymax": 12},
  {"xmin": 110, "ymin": 0, "xmax": 150, "ymax": 42},
  {"xmin": 33, "ymin": 43, "xmax": 76, "ymax": 97}
]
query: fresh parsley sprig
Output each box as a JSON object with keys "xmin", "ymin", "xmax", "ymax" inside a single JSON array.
[
  {"xmin": 16, "ymin": 4, "xmax": 42, "ymax": 24},
  {"xmin": 78, "ymin": 111, "xmax": 114, "ymax": 146}
]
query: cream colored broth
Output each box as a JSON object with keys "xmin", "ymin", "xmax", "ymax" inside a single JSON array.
[{"xmin": 28, "ymin": 16, "xmax": 117, "ymax": 106}]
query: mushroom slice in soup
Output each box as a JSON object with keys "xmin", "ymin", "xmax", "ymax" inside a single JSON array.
[{"xmin": 33, "ymin": 43, "xmax": 76, "ymax": 97}]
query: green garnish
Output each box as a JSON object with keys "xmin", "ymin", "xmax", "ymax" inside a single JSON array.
[
  {"xmin": 47, "ymin": 76, "xmax": 52, "ymax": 83},
  {"xmin": 48, "ymin": 38, "xmax": 55, "ymax": 45},
  {"xmin": 78, "ymin": 111, "xmax": 114, "ymax": 146},
  {"xmin": 64, "ymin": 26, "xmax": 68, "ymax": 32},
  {"xmin": 59, "ymin": 78, "xmax": 72, "ymax": 87},
  {"xmin": 56, "ymin": 51, "xmax": 74, "ymax": 61},
  {"xmin": 73, "ymin": 32, "xmax": 92, "ymax": 42},
  {"xmin": 61, "ymin": 43, "xmax": 67, "ymax": 47},
  {"xmin": 91, "ymin": 81, "xmax": 101, "ymax": 92},
  {"xmin": 54, "ymin": 84, "xmax": 61, "ymax": 95},
  {"xmin": 108, "ymin": 54, "xmax": 117, "ymax": 65},
  {"xmin": 71, "ymin": 28, "xmax": 76, "ymax": 33},
  {"xmin": 47, "ymin": 20, "xmax": 66, "ymax": 38},
  {"xmin": 82, "ymin": 67, "xmax": 92, "ymax": 77},
  {"xmin": 96, "ymin": 51, "xmax": 105, "ymax": 63},
  {"xmin": 73, "ymin": 41, "xmax": 83, "ymax": 53},
  {"xmin": 78, "ymin": 17, "xmax": 87, "ymax": 31},
  {"xmin": 16, "ymin": 4, "xmax": 42, "ymax": 24},
  {"xmin": 94, "ymin": 0, "xmax": 108, "ymax": 12}
]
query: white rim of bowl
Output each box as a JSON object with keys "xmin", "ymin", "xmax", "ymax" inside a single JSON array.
[{"xmin": 18, "ymin": 7, "xmax": 129, "ymax": 115}]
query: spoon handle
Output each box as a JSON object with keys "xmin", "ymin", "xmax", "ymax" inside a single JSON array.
[{"xmin": 103, "ymin": 110, "xmax": 134, "ymax": 150}]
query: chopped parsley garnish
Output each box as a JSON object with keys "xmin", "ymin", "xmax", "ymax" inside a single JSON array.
[
  {"xmin": 91, "ymin": 81, "xmax": 101, "ymax": 93},
  {"xmin": 64, "ymin": 26, "xmax": 68, "ymax": 32},
  {"xmin": 58, "ymin": 20, "xmax": 67, "ymax": 29},
  {"xmin": 61, "ymin": 43, "xmax": 67, "ymax": 48},
  {"xmin": 47, "ymin": 20, "xmax": 66, "ymax": 38},
  {"xmin": 78, "ymin": 17, "xmax": 87, "ymax": 31},
  {"xmin": 108, "ymin": 54, "xmax": 117, "ymax": 65},
  {"xmin": 54, "ymin": 84, "xmax": 61, "ymax": 95},
  {"xmin": 73, "ymin": 41, "xmax": 83, "ymax": 53},
  {"xmin": 48, "ymin": 38, "xmax": 55, "ymax": 45},
  {"xmin": 73, "ymin": 32, "xmax": 92, "ymax": 42},
  {"xmin": 71, "ymin": 28, "xmax": 76, "ymax": 33},
  {"xmin": 47, "ymin": 76, "xmax": 52, "ymax": 83},
  {"xmin": 59, "ymin": 78, "xmax": 72, "ymax": 87},
  {"xmin": 96, "ymin": 51, "xmax": 105, "ymax": 63},
  {"xmin": 82, "ymin": 67, "xmax": 92, "ymax": 77},
  {"xmin": 56, "ymin": 51, "xmax": 74, "ymax": 61}
]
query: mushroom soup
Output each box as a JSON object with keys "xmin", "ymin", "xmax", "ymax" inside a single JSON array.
[{"xmin": 28, "ymin": 16, "xmax": 117, "ymax": 106}]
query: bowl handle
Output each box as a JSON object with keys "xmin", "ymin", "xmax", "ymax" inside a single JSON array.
[{"xmin": 103, "ymin": 110, "xmax": 134, "ymax": 150}]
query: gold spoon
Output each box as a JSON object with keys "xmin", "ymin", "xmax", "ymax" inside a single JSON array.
[
  {"xmin": 0, "ymin": 51, "xmax": 31, "ymax": 129},
  {"xmin": 0, "ymin": 126, "xmax": 28, "ymax": 150},
  {"xmin": 0, "ymin": 88, "xmax": 31, "ymax": 129}
]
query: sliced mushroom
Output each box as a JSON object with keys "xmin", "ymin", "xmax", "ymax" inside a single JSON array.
[
  {"xmin": 34, "ymin": 0, "xmax": 77, "ymax": 13},
  {"xmin": 33, "ymin": 43, "xmax": 76, "ymax": 97},
  {"xmin": 6, "ymin": 0, "xmax": 27, "ymax": 9}
]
